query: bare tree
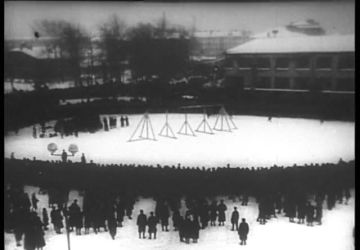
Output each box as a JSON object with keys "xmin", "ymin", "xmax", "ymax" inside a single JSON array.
[
  {"xmin": 32, "ymin": 19, "xmax": 90, "ymax": 87},
  {"xmin": 98, "ymin": 14, "xmax": 127, "ymax": 83}
]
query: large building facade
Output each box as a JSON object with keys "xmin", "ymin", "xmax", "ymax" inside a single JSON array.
[{"xmin": 223, "ymin": 34, "xmax": 354, "ymax": 93}]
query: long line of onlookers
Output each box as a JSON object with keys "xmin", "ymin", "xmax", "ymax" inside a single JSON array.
[{"xmin": 4, "ymin": 158, "xmax": 354, "ymax": 249}]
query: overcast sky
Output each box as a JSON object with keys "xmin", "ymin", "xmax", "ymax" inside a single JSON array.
[{"xmin": 4, "ymin": 1, "xmax": 354, "ymax": 39}]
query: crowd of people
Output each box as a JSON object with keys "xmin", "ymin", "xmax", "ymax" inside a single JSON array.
[
  {"xmin": 4, "ymin": 157, "xmax": 354, "ymax": 249},
  {"xmin": 103, "ymin": 115, "xmax": 130, "ymax": 131}
]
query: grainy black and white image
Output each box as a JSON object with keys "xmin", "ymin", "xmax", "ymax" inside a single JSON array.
[{"xmin": 4, "ymin": 1, "xmax": 355, "ymax": 250}]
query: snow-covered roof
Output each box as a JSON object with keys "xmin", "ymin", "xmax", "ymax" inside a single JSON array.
[
  {"xmin": 194, "ymin": 30, "xmax": 247, "ymax": 38},
  {"xmin": 253, "ymin": 26, "xmax": 308, "ymax": 39},
  {"xmin": 226, "ymin": 34, "xmax": 354, "ymax": 54},
  {"xmin": 10, "ymin": 47, "xmax": 51, "ymax": 59}
]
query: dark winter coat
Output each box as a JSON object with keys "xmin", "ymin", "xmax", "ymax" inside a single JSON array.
[
  {"xmin": 24, "ymin": 215, "xmax": 45, "ymax": 250},
  {"xmin": 231, "ymin": 210, "xmax": 239, "ymax": 223},
  {"xmin": 69, "ymin": 203, "xmax": 82, "ymax": 228},
  {"xmin": 147, "ymin": 215, "xmax": 158, "ymax": 233},
  {"xmin": 190, "ymin": 219, "xmax": 201, "ymax": 239},
  {"xmin": 217, "ymin": 203, "xmax": 227, "ymax": 222},
  {"xmin": 172, "ymin": 211, "xmax": 182, "ymax": 229},
  {"xmin": 137, "ymin": 214, "xmax": 147, "ymax": 232},
  {"xmin": 306, "ymin": 205, "xmax": 315, "ymax": 223},
  {"xmin": 209, "ymin": 204, "xmax": 217, "ymax": 221},
  {"xmin": 42, "ymin": 209, "xmax": 49, "ymax": 227},
  {"xmin": 238, "ymin": 222, "xmax": 249, "ymax": 241},
  {"xmin": 107, "ymin": 216, "xmax": 117, "ymax": 237}
]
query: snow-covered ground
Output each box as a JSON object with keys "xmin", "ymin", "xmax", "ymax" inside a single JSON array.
[
  {"xmin": 4, "ymin": 114, "xmax": 354, "ymax": 167},
  {"xmin": 4, "ymin": 81, "xmax": 76, "ymax": 94},
  {"xmin": 4, "ymin": 185, "xmax": 355, "ymax": 250}
]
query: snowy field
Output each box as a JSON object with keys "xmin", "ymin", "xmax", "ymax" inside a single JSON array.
[
  {"xmin": 4, "ymin": 114, "xmax": 354, "ymax": 167},
  {"xmin": 5, "ymin": 114, "xmax": 355, "ymax": 167},
  {"xmin": 4, "ymin": 185, "xmax": 355, "ymax": 250}
]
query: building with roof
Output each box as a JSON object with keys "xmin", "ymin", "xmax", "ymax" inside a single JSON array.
[
  {"xmin": 191, "ymin": 30, "xmax": 251, "ymax": 59},
  {"xmin": 223, "ymin": 32, "xmax": 354, "ymax": 93}
]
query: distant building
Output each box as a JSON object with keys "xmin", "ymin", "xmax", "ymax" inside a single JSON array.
[
  {"xmin": 4, "ymin": 46, "xmax": 73, "ymax": 83},
  {"xmin": 191, "ymin": 30, "xmax": 251, "ymax": 59},
  {"xmin": 223, "ymin": 21, "xmax": 354, "ymax": 93}
]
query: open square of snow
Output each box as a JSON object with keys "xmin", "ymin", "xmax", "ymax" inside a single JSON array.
[{"xmin": 4, "ymin": 114, "xmax": 354, "ymax": 167}]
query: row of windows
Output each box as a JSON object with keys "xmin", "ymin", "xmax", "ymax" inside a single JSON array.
[
  {"xmin": 255, "ymin": 77, "xmax": 354, "ymax": 91},
  {"xmin": 225, "ymin": 55, "xmax": 354, "ymax": 69}
]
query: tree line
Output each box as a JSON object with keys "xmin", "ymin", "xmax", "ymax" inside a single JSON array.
[{"xmin": 5, "ymin": 15, "xmax": 192, "ymax": 89}]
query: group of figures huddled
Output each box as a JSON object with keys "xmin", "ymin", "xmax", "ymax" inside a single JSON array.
[
  {"xmin": 5, "ymin": 187, "xmax": 253, "ymax": 248},
  {"xmin": 103, "ymin": 116, "xmax": 129, "ymax": 131},
  {"xmin": 32, "ymin": 116, "xmax": 104, "ymax": 139},
  {"xmin": 4, "ymin": 158, "xmax": 354, "ymax": 249}
]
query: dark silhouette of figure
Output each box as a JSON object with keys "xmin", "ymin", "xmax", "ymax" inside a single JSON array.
[
  {"xmin": 13, "ymin": 206, "xmax": 28, "ymax": 247},
  {"xmin": 209, "ymin": 201, "xmax": 217, "ymax": 226},
  {"xmin": 178, "ymin": 215, "xmax": 185, "ymax": 242},
  {"xmin": 147, "ymin": 212, "xmax": 158, "ymax": 239},
  {"xmin": 61, "ymin": 150, "xmax": 68, "ymax": 163},
  {"xmin": 190, "ymin": 214, "xmax": 200, "ymax": 243},
  {"xmin": 116, "ymin": 200, "xmax": 125, "ymax": 227},
  {"xmin": 125, "ymin": 116, "xmax": 129, "ymax": 126},
  {"xmin": 344, "ymin": 188, "xmax": 351, "ymax": 205},
  {"xmin": 125, "ymin": 197, "xmax": 135, "ymax": 219},
  {"xmin": 199, "ymin": 202, "xmax": 210, "ymax": 229},
  {"xmin": 137, "ymin": 210, "xmax": 147, "ymax": 239},
  {"xmin": 159, "ymin": 202, "xmax": 170, "ymax": 232},
  {"xmin": 51, "ymin": 206, "xmax": 63, "ymax": 234},
  {"xmin": 69, "ymin": 200, "xmax": 81, "ymax": 234},
  {"xmin": 306, "ymin": 202, "xmax": 315, "ymax": 226},
  {"xmin": 217, "ymin": 200, "xmax": 227, "ymax": 226},
  {"xmin": 107, "ymin": 214, "xmax": 117, "ymax": 240},
  {"xmin": 297, "ymin": 201, "xmax": 306, "ymax": 224},
  {"xmin": 31, "ymin": 193, "xmax": 39, "ymax": 211},
  {"xmin": 172, "ymin": 210, "xmax": 182, "ymax": 231},
  {"xmin": 83, "ymin": 210, "xmax": 91, "ymax": 234},
  {"xmin": 257, "ymin": 198, "xmax": 266, "ymax": 224},
  {"xmin": 103, "ymin": 118, "xmax": 109, "ymax": 131},
  {"xmin": 81, "ymin": 153, "xmax": 86, "ymax": 164},
  {"xmin": 24, "ymin": 212, "xmax": 46, "ymax": 250},
  {"xmin": 231, "ymin": 207, "xmax": 239, "ymax": 231},
  {"xmin": 42, "ymin": 208, "xmax": 49, "ymax": 230},
  {"xmin": 184, "ymin": 215, "xmax": 192, "ymax": 244},
  {"xmin": 120, "ymin": 116, "xmax": 125, "ymax": 127},
  {"xmin": 32, "ymin": 126, "xmax": 37, "ymax": 138},
  {"xmin": 315, "ymin": 201, "xmax": 323, "ymax": 225},
  {"xmin": 241, "ymin": 194, "xmax": 249, "ymax": 206},
  {"xmin": 238, "ymin": 218, "xmax": 249, "ymax": 246}
]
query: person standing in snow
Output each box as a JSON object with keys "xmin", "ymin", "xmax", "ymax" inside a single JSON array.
[
  {"xmin": 231, "ymin": 207, "xmax": 239, "ymax": 231},
  {"xmin": 137, "ymin": 210, "xmax": 147, "ymax": 239},
  {"xmin": 61, "ymin": 150, "xmax": 68, "ymax": 163},
  {"xmin": 217, "ymin": 200, "xmax": 227, "ymax": 226},
  {"xmin": 172, "ymin": 209, "xmax": 182, "ymax": 231},
  {"xmin": 81, "ymin": 153, "xmax": 86, "ymax": 164},
  {"xmin": 190, "ymin": 214, "xmax": 200, "ymax": 243},
  {"xmin": 315, "ymin": 200, "xmax": 323, "ymax": 225},
  {"xmin": 31, "ymin": 193, "xmax": 39, "ymax": 211},
  {"xmin": 238, "ymin": 218, "xmax": 249, "ymax": 246},
  {"xmin": 306, "ymin": 202, "xmax": 315, "ymax": 226},
  {"xmin": 42, "ymin": 208, "xmax": 49, "ymax": 230},
  {"xmin": 147, "ymin": 212, "xmax": 158, "ymax": 239},
  {"xmin": 107, "ymin": 212, "xmax": 117, "ymax": 240},
  {"xmin": 159, "ymin": 202, "xmax": 170, "ymax": 232},
  {"xmin": 209, "ymin": 201, "xmax": 217, "ymax": 226}
]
